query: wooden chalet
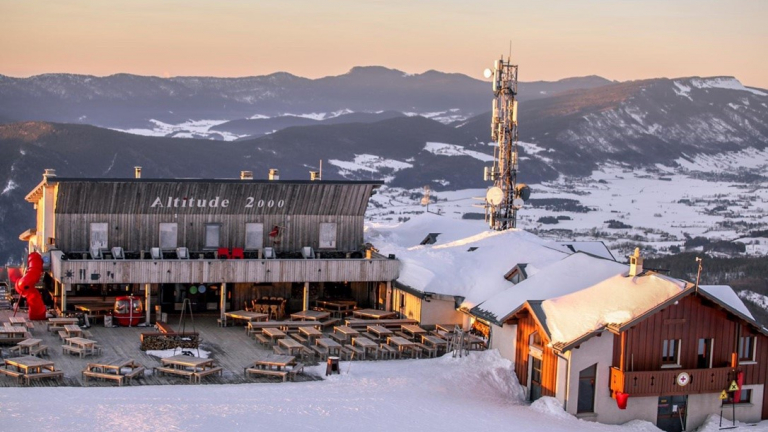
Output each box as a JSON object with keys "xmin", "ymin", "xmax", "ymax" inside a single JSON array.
[
  {"xmin": 22, "ymin": 169, "xmax": 399, "ymax": 321},
  {"xmin": 472, "ymin": 250, "xmax": 768, "ymax": 432}
]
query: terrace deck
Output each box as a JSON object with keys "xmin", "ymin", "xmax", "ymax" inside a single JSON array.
[{"xmin": 0, "ymin": 310, "xmax": 319, "ymax": 387}]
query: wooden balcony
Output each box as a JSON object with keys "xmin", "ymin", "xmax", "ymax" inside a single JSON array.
[
  {"xmin": 51, "ymin": 251, "xmax": 399, "ymax": 285},
  {"xmin": 609, "ymin": 366, "xmax": 735, "ymax": 397}
]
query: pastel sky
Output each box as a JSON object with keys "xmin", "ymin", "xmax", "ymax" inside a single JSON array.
[{"xmin": 1, "ymin": 0, "xmax": 766, "ymax": 88}]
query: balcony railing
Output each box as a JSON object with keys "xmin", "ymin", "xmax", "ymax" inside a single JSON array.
[
  {"xmin": 609, "ymin": 366, "xmax": 735, "ymax": 397},
  {"xmin": 51, "ymin": 251, "xmax": 399, "ymax": 285}
]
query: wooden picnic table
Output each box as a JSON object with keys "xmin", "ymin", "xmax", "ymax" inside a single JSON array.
[
  {"xmin": 16, "ymin": 338, "xmax": 42, "ymax": 355},
  {"xmin": 334, "ymin": 326, "xmax": 359, "ymax": 337},
  {"xmin": 401, "ymin": 324, "xmax": 427, "ymax": 338},
  {"xmin": 3, "ymin": 356, "xmax": 54, "ymax": 373},
  {"xmin": 0, "ymin": 326, "xmax": 28, "ymax": 339},
  {"xmin": 290, "ymin": 310, "xmax": 331, "ymax": 321},
  {"xmin": 63, "ymin": 337, "xmax": 99, "ymax": 358},
  {"xmin": 262, "ymin": 327, "xmax": 286, "ymax": 343},
  {"xmin": 224, "ymin": 310, "xmax": 269, "ymax": 324},
  {"xmin": 47, "ymin": 317, "xmax": 79, "ymax": 331},
  {"xmin": 367, "ymin": 325, "xmax": 393, "ymax": 340},
  {"xmin": 345, "ymin": 318, "xmax": 419, "ymax": 328},
  {"xmin": 435, "ymin": 324, "xmax": 458, "ymax": 333},
  {"xmin": 64, "ymin": 324, "xmax": 83, "ymax": 337},
  {"xmin": 422, "ymin": 334, "xmax": 449, "ymax": 348},
  {"xmin": 387, "ymin": 336, "xmax": 418, "ymax": 358},
  {"xmin": 9, "ymin": 317, "xmax": 27, "ymax": 325},
  {"xmin": 352, "ymin": 336, "xmax": 379, "ymax": 359},
  {"xmin": 352, "ymin": 309, "xmax": 398, "ymax": 319},
  {"xmin": 161, "ymin": 355, "xmax": 215, "ymax": 372},
  {"xmin": 299, "ymin": 326, "xmax": 323, "ymax": 342},
  {"xmin": 84, "ymin": 359, "xmax": 145, "ymax": 386},
  {"xmin": 315, "ymin": 299, "xmax": 356, "ymax": 311},
  {"xmin": 251, "ymin": 354, "xmax": 296, "ymax": 370},
  {"xmin": 316, "ymin": 338, "xmax": 342, "ymax": 357},
  {"xmin": 278, "ymin": 338, "xmax": 304, "ymax": 356}
]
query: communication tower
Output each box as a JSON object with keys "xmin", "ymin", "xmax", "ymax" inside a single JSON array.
[{"xmin": 482, "ymin": 55, "xmax": 530, "ymax": 230}]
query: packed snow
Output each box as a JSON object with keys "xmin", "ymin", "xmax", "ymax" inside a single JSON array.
[
  {"xmin": 689, "ymin": 77, "xmax": 768, "ymax": 97},
  {"xmin": 738, "ymin": 290, "xmax": 768, "ymax": 310},
  {"xmin": 115, "ymin": 119, "xmax": 245, "ymax": 141},
  {"xmin": 423, "ymin": 142, "xmax": 495, "ymax": 162},
  {"xmin": 329, "ymin": 154, "xmax": 413, "ymax": 182},
  {"xmin": 0, "ymin": 350, "xmax": 675, "ymax": 432}
]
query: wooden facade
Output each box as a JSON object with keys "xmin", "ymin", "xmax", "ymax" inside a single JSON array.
[
  {"xmin": 513, "ymin": 310, "xmax": 558, "ymax": 399},
  {"xmin": 49, "ymin": 180, "xmax": 378, "ymax": 253},
  {"xmin": 608, "ymin": 294, "xmax": 768, "ymax": 418}
]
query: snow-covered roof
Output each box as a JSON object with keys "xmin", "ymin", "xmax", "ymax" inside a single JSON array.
[
  {"xmin": 538, "ymin": 272, "xmax": 690, "ymax": 347},
  {"xmin": 700, "ymin": 285, "xmax": 754, "ymax": 320},
  {"xmin": 472, "ymin": 253, "xmax": 627, "ymax": 325},
  {"xmin": 366, "ymin": 213, "xmax": 570, "ymax": 306},
  {"xmin": 559, "ymin": 241, "xmax": 615, "ymax": 261}
]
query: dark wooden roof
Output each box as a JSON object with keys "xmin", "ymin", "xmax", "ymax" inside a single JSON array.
[{"xmin": 53, "ymin": 179, "xmax": 382, "ymax": 216}]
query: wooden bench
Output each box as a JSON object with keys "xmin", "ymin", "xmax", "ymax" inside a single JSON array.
[
  {"xmin": 194, "ymin": 366, "xmax": 223, "ymax": 383},
  {"xmin": 405, "ymin": 345, "xmax": 422, "ymax": 359},
  {"xmin": 0, "ymin": 368, "xmax": 24, "ymax": 384},
  {"xmin": 8, "ymin": 345, "xmax": 22, "ymax": 355},
  {"xmin": 340, "ymin": 345, "xmax": 364, "ymax": 360},
  {"xmin": 154, "ymin": 366, "xmax": 194, "ymax": 382},
  {"xmin": 329, "ymin": 333, "xmax": 347, "ymax": 345},
  {"xmin": 62, "ymin": 345, "xmax": 85, "ymax": 357},
  {"xmin": 415, "ymin": 343, "xmax": 437, "ymax": 358},
  {"xmin": 58, "ymin": 330, "xmax": 70, "ymax": 341},
  {"xmin": 273, "ymin": 345, "xmax": 289, "ymax": 355},
  {"xmin": 287, "ymin": 363, "xmax": 304, "ymax": 381},
  {"xmin": 378, "ymin": 344, "xmax": 396, "ymax": 359},
  {"xmin": 299, "ymin": 346, "xmax": 315, "ymax": 361},
  {"xmin": 25, "ymin": 322, "xmax": 35, "ymax": 330},
  {"xmin": 289, "ymin": 333, "xmax": 308, "ymax": 345},
  {"xmin": 124, "ymin": 366, "xmax": 146, "ymax": 382},
  {"xmin": 311, "ymin": 345, "xmax": 328, "ymax": 361},
  {"xmin": 83, "ymin": 370, "xmax": 124, "ymax": 386},
  {"xmin": 253, "ymin": 334, "xmax": 271, "ymax": 347},
  {"xmin": 30, "ymin": 345, "xmax": 49, "ymax": 357},
  {"xmin": 320, "ymin": 318, "xmax": 340, "ymax": 329},
  {"xmin": 394, "ymin": 331, "xmax": 412, "ymax": 340},
  {"xmin": 244, "ymin": 367, "xmax": 288, "ymax": 382},
  {"xmin": 25, "ymin": 370, "xmax": 64, "ymax": 385}
]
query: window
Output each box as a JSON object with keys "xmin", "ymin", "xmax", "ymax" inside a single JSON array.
[
  {"xmin": 90, "ymin": 223, "xmax": 108, "ymax": 249},
  {"xmin": 159, "ymin": 223, "xmax": 178, "ymax": 249},
  {"xmin": 662, "ymin": 339, "xmax": 680, "ymax": 365},
  {"xmin": 529, "ymin": 332, "xmax": 543, "ymax": 348},
  {"xmin": 726, "ymin": 389, "xmax": 752, "ymax": 404},
  {"xmin": 319, "ymin": 223, "xmax": 337, "ymax": 249},
  {"xmin": 204, "ymin": 224, "xmax": 221, "ymax": 249},
  {"xmin": 245, "ymin": 223, "xmax": 263, "ymax": 250},
  {"xmin": 738, "ymin": 336, "xmax": 756, "ymax": 362},
  {"xmin": 697, "ymin": 338, "xmax": 713, "ymax": 369}
]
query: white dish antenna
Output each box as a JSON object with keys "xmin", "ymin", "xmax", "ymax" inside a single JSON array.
[
  {"xmin": 486, "ymin": 187, "xmax": 504, "ymax": 205},
  {"xmin": 512, "ymin": 198, "xmax": 524, "ymax": 209},
  {"xmin": 483, "ymin": 68, "xmax": 493, "ymax": 79}
]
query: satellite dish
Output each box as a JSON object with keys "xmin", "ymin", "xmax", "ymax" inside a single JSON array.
[
  {"xmin": 483, "ymin": 68, "xmax": 493, "ymax": 79},
  {"xmin": 486, "ymin": 187, "xmax": 503, "ymax": 205},
  {"xmin": 512, "ymin": 198, "xmax": 524, "ymax": 209}
]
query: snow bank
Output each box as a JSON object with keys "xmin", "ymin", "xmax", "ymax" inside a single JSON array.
[
  {"xmin": 423, "ymin": 142, "xmax": 495, "ymax": 162},
  {"xmin": 738, "ymin": 290, "xmax": 768, "ymax": 310},
  {"xmin": 689, "ymin": 77, "xmax": 768, "ymax": 97},
  {"xmin": 146, "ymin": 348, "xmax": 211, "ymax": 359},
  {"xmin": 530, "ymin": 396, "xmax": 574, "ymax": 420}
]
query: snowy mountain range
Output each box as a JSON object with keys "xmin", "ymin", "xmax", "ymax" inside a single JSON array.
[{"xmin": 0, "ymin": 69, "xmax": 767, "ymax": 266}]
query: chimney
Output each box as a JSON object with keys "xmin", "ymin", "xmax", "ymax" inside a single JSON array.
[
  {"xmin": 240, "ymin": 170, "xmax": 253, "ymax": 180},
  {"xmin": 43, "ymin": 169, "xmax": 57, "ymax": 180},
  {"xmin": 134, "ymin": 166, "xmax": 142, "ymax": 179},
  {"xmin": 629, "ymin": 247, "xmax": 644, "ymax": 277},
  {"xmin": 268, "ymin": 169, "xmax": 279, "ymax": 181}
]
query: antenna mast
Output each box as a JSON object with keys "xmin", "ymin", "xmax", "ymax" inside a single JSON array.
[{"xmin": 483, "ymin": 55, "xmax": 529, "ymax": 230}]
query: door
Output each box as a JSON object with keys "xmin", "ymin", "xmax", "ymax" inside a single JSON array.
[
  {"xmin": 577, "ymin": 364, "xmax": 597, "ymax": 413},
  {"xmin": 697, "ymin": 338, "xmax": 712, "ymax": 368},
  {"xmin": 530, "ymin": 356, "xmax": 543, "ymax": 401},
  {"xmin": 657, "ymin": 395, "xmax": 687, "ymax": 432}
]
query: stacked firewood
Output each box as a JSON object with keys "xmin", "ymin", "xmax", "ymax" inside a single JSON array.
[{"xmin": 140, "ymin": 333, "xmax": 200, "ymax": 351}]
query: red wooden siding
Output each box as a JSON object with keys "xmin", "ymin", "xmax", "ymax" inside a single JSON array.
[{"xmin": 512, "ymin": 310, "xmax": 558, "ymax": 398}]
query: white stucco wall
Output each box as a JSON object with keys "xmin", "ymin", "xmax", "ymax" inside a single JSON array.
[
  {"xmin": 566, "ymin": 331, "xmax": 658, "ymax": 424},
  {"xmin": 489, "ymin": 323, "xmax": 517, "ymax": 363},
  {"xmin": 688, "ymin": 385, "xmax": 764, "ymax": 427},
  {"xmin": 421, "ymin": 298, "xmax": 463, "ymax": 326},
  {"xmin": 556, "ymin": 355, "xmax": 568, "ymax": 407}
]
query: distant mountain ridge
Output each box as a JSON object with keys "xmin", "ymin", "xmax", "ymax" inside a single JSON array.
[{"xmin": 0, "ymin": 67, "xmax": 612, "ymax": 129}]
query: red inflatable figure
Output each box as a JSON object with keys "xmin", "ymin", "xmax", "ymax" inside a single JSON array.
[{"xmin": 12, "ymin": 252, "xmax": 47, "ymax": 320}]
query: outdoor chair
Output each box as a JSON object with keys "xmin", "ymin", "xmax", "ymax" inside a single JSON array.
[
  {"xmin": 90, "ymin": 247, "xmax": 103, "ymax": 260},
  {"xmin": 263, "ymin": 247, "xmax": 276, "ymax": 259},
  {"xmin": 217, "ymin": 247, "xmax": 230, "ymax": 259},
  {"xmin": 176, "ymin": 247, "xmax": 190, "ymax": 259},
  {"xmin": 301, "ymin": 246, "xmax": 315, "ymax": 259},
  {"xmin": 231, "ymin": 247, "xmax": 244, "ymax": 259},
  {"xmin": 150, "ymin": 247, "xmax": 163, "ymax": 260},
  {"xmin": 111, "ymin": 247, "xmax": 125, "ymax": 259}
]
